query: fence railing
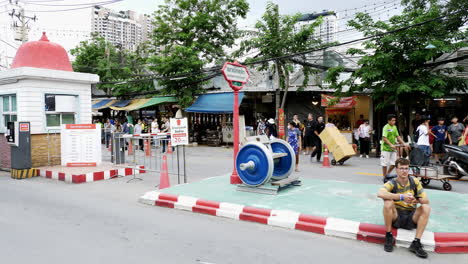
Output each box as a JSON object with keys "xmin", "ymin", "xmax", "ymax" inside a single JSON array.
[{"xmin": 109, "ymin": 132, "xmax": 187, "ymax": 184}]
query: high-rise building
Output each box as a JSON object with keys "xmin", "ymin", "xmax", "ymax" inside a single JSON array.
[
  {"xmin": 91, "ymin": 5, "xmax": 154, "ymax": 51},
  {"xmin": 298, "ymin": 11, "xmax": 337, "ymax": 44}
]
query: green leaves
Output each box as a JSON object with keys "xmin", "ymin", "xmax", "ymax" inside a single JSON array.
[
  {"xmin": 71, "ymin": 34, "xmax": 151, "ymax": 96},
  {"xmin": 327, "ymin": 0, "xmax": 468, "ymax": 109},
  {"xmin": 149, "ymin": 0, "xmax": 249, "ymax": 107},
  {"xmin": 235, "ymin": 2, "xmax": 323, "ymax": 108}
]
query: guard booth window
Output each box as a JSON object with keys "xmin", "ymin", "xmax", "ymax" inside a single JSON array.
[
  {"xmin": 44, "ymin": 94, "xmax": 76, "ymax": 128},
  {"xmin": 1, "ymin": 95, "xmax": 17, "ymax": 129}
]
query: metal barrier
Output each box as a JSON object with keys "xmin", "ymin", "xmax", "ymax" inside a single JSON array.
[{"xmin": 110, "ymin": 133, "xmax": 187, "ymax": 184}]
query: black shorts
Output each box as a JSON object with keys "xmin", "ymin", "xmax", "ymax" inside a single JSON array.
[
  {"xmin": 433, "ymin": 140, "xmax": 445, "ymax": 154},
  {"xmin": 305, "ymin": 135, "xmax": 315, "ymax": 147},
  {"xmin": 392, "ymin": 209, "xmax": 417, "ymax": 230}
]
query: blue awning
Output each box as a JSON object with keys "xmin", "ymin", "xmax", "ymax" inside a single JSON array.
[
  {"xmin": 111, "ymin": 100, "xmax": 131, "ymax": 108},
  {"xmin": 185, "ymin": 92, "xmax": 245, "ymax": 113}
]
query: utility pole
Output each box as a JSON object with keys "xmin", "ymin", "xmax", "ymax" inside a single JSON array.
[{"xmin": 9, "ymin": 1, "xmax": 37, "ymax": 43}]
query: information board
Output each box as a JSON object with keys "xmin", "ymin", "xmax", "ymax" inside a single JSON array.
[
  {"xmin": 170, "ymin": 118, "xmax": 189, "ymax": 146},
  {"xmin": 61, "ymin": 124, "xmax": 102, "ymax": 167}
]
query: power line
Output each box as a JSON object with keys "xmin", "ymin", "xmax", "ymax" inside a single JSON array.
[
  {"xmin": 23, "ymin": 0, "xmax": 121, "ymax": 6},
  {"xmin": 89, "ymin": 10, "xmax": 466, "ymax": 86}
]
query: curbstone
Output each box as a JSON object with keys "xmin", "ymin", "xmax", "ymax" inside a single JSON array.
[{"xmin": 139, "ymin": 191, "xmax": 468, "ymax": 254}]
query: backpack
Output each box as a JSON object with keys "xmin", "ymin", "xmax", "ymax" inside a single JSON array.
[{"xmin": 389, "ymin": 176, "xmax": 419, "ymax": 198}]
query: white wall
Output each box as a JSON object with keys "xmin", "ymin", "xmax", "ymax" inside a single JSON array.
[{"xmin": 0, "ymin": 67, "xmax": 98, "ymax": 134}]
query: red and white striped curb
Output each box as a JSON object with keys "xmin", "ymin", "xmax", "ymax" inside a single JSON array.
[
  {"xmin": 38, "ymin": 166, "xmax": 145, "ymax": 184},
  {"xmin": 139, "ymin": 191, "xmax": 468, "ymax": 254}
]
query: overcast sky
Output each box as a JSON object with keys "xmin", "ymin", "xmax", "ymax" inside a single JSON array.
[{"xmin": 0, "ymin": 0, "xmax": 402, "ymax": 67}]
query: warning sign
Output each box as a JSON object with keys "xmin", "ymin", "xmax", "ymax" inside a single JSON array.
[
  {"xmin": 19, "ymin": 123, "xmax": 30, "ymax": 132},
  {"xmin": 170, "ymin": 118, "xmax": 189, "ymax": 146}
]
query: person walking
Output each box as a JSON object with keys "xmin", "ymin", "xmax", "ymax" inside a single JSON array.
[
  {"xmin": 358, "ymin": 119, "xmax": 372, "ymax": 158},
  {"xmin": 381, "ymin": 114, "xmax": 407, "ymax": 178},
  {"xmin": 287, "ymin": 122, "xmax": 302, "ymax": 172},
  {"xmin": 303, "ymin": 113, "xmax": 315, "ymax": 155},
  {"xmin": 416, "ymin": 116, "xmax": 435, "ymax": 165},
  {"xmin": 311, "ymin": 116, "xmax": 325, "ymax": 162},
  {"xmin": 161, "ymin": 117, "xmax": 171, "ymax": 153},
  {"xmin": 431, "ymin": 117, "xmax": 447, "ymax": 163},
  {"xmin": 448, "ymin": 116, "xmax": 465, "ymax": 145}
]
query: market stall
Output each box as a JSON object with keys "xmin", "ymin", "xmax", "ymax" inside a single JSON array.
[{"xmin": 185, "ymin": 92, "xmax": 252, "ymax": 146}]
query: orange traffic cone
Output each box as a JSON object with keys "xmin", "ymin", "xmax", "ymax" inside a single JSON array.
[
  {"xmin": 167, "ymin": 139, "xmax": 173, "ymax": 154},
  {"xmin": 322, "ymin": 145, "xmax": 332, "ymax": 168},
  {"xmin": 144, "ymin": 139, "xmax": 151, "ymax": 157},
  {"xmin": 159, "ymin": 155, "xmax": 170, "ymax": 189}
]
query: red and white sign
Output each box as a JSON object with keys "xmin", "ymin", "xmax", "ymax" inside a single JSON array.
[
  {"xmin": 170, "ymin": 118, "xmax": 188, "ymax": 146},
  {"xmin": 19, "ymin": 123, "xmax": 30, "ymax": 132},
  {"xmin": 221, "ymin": 61, "xmax": 250, "ymax": 91},
  {"xmin": 278, "ymin": 108, "xmax": 285, "ymax": 139},
  {"xmin": 321, "ymin": 95, "xmax": 357, "ymax": 108},
  {"xmin": 61, "ymin": 124, "xmax": 101, "ymax": 167}
]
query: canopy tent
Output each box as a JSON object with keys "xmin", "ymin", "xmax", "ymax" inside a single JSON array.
[
  {"xmin": 92, "ymin": 99, "xmax": 116, "ymax": 110},
  {"xmin": 185, "ymin": 92, "xmax": 245, "ymax": 113},
  {"xmin": 321, "ymin": 94, "xmax": 357, "ymax": 115}
]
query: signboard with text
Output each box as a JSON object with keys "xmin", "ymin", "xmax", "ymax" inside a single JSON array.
[
  {"xmin": 61, "ymin": 124, "xmax": 102, "ymax": 167},
  {"xmin": 278, "ymin": 108, "xmax": 285, "ymax": 139},
  {"xmin": 170, "ymin": 118, "xmax": 189, "ymax": 146},
  {"xmin": 221, "ymin": 61, "xmax": 250, "ymax": 91}
]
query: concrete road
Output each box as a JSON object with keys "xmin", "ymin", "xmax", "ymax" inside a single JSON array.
[{"xmin": 1, "ymin": 146, "xmax": 468, "ymax": 263}]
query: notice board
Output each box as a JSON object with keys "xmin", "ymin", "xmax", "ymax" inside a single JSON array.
[
  {"xmin": 170, "ymin": 118, "xmax": 189, "ymax": 146},
  {"xmin": 61, "ymin": 124, "xmax": 102, "ymax": 167}
]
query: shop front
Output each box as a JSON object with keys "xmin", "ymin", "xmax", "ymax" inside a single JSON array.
[
  {"xmin": 185, "ymin": 92, "xmax": 253, "ymax": 146},
  {"xmin": 321, "ymin": 94, "xmax": 372, "ymax": 143}
]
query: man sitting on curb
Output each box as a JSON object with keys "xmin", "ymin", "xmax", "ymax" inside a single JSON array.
[{"xmin": 377, "ymin": 158, "xmax": 431, "ymax": 258}]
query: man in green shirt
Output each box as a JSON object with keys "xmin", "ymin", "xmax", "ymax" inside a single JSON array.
[{"xmin": 381, "ymin": 114, "xmax": 407, "ymax": 178}]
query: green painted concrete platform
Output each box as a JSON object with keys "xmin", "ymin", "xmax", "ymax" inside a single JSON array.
[{"xmin": 160, "ymin": 175, "xmax": 468, "ymax": 233}]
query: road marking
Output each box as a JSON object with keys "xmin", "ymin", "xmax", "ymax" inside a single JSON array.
[{"xmin": 356, "ymin": 172, "xmax": 382, "ymax": 176}]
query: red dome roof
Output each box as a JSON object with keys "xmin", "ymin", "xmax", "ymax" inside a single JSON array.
[{"xmin": 11, "ymin": 32, "xmax": 73, "ymax": 72}]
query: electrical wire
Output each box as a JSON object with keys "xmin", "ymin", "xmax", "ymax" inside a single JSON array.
[
  {"xmin": 97, "ymin": 10, "xmax": 465, "ymax": 85},
  {"xmin": 23, "ymin": 0, "xmax": 121, "ymax": 6},
  {"xmin": 24, "ymin": 0, "xmax": 122, "ymax": 12}
]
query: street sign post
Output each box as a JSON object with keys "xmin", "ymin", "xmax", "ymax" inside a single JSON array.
[{"xmin": 221, "ymin": 61, "xmax": 250, "ymax": 184}]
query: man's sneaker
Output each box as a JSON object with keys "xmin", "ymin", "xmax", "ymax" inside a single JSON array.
[
  {"xmin": 384, "ymin": 233, "xmax": 395, "ymax": 252},
  {"xmin": 366, "ymin": 155, "xmax": 369, "ymax": 159},
  {"xmin": 409, "ymin": 240, "xmax": 428, "ymax": 258},
  {"xmin": 360, "ymin": 154, "xmax": 363, "ymax": 158}
]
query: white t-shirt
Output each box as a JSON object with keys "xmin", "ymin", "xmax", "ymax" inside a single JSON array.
[
  {"xmin": 358, "ymin": 124, "xmax": 371, "ymax": 138},
  {"xmin": 417, "ymin": 125, "xmax": 430, "ymax": 146},
  {"xmin": 151, "ymin": 121, "xmax": 159, "ymax": 133}
]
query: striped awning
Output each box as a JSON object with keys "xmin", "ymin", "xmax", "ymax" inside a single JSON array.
[
  {"xmin": 92, "ymin": 99, "xmax": 116, "ymax": 110},
  {"xmin": 110, "ymin": 99, "xmax": 150, "ymax": 111},
  {"xmin": 109, "ymin": 97, "xmax": 178, "ymax": 111}
]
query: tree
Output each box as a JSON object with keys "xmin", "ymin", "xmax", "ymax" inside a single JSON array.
[
  {"xmin": 325, "ymin": 0, "xmax": 468, "ymax": 108},
  {"xmin": 71, "ymin": 34, "xmax": 151, "ymax": 96},
  {"xmin": 148, "ymin": 0, "xmax": 249, "ymax": 107},
  {"xmin": 234, "ymin": 2, "xmax": 324, "ymax": 113}
]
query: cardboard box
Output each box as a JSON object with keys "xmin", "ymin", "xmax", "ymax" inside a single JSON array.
[{"xmin": 319, "ymin": 126, "xmax": 355, "ymax": 161}]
